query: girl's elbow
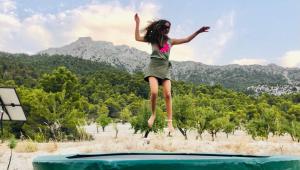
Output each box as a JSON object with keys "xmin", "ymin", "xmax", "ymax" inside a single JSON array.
[
  {"xmin": 184, "ymin": 38, "xmax": 191, "ymax": 43},
  {"xmin": 135, "ymin": 37, "xmax": 144, "ymax": 42}
]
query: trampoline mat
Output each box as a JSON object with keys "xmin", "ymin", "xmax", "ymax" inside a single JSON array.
[
  {"xmin": 67, "ymin": 153, "xmax": 269, "ymax": 160},
  {"xmin": 33, "ymin": 152, "xmax": 300, "ymax": 170}
]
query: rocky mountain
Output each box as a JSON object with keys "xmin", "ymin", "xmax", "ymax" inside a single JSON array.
[
  {"xmin": 40, "ymin": 37, "xmax": 149, "ymax": 73},
  {"xmin": 40, "ymin": 37, "xmax": 300, "ymax": 93}
]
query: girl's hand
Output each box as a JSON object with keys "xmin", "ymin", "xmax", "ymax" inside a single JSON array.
[
  {"xmin": 197, "ymin": 26, "xmax": 210, "ymax": 34},
  {"xmin": 134, "ymin": 13, "xmax": 140, "ymax": 24}
]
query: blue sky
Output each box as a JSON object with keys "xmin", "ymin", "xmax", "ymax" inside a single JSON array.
[{"xmin": 1, "ymin": 0, "xmax": 299, "ymax": 67}]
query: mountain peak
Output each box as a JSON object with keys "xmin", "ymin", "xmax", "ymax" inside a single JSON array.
[
  {"xmin": 39, "ymin": 37, "xmax": 150, "ymax": 73},
  {"xmin": 77, "ymin": 37, "xmax": 93, "ymax": 42}
]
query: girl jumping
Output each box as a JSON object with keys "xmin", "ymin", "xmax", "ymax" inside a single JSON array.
[{"xmin": 134, "ymin": 13, "xmax": 209, "ymax": 134}]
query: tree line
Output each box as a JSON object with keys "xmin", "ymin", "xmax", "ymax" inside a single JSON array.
[{"xmin": 0, "ymin": 53, "xmax": 299, "ymax": 142}]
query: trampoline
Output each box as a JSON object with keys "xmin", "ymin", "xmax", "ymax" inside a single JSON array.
[{"xmin": 33, "ymin": 152, "xmax": 300, "ymax": 170}]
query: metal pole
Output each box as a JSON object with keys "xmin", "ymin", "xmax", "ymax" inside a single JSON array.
[
  {"xmin": 0, "ymin": 109, "xmax": 3, "ymax": 143},
  {"xmin": 0, "ymin": 96, "xmax": 5, "ymax": 142}
]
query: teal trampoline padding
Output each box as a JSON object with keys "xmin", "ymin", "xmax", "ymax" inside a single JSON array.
[{"xmin": 32, "ymin": 152, "xmax": 300, "ymax": 170}]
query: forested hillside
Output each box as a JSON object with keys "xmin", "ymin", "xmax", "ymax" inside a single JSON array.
[{"xmin": 1, "ymin": 53, "xmax": 300, "ymax": 142}]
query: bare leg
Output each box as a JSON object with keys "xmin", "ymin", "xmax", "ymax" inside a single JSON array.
[
  {"xmin": 148, "ymin": 77, "xmax": 159, "ymax": 128},
  {"xmin": 162, "ymin": 79, "xmax": 174, "ymax": 132}
]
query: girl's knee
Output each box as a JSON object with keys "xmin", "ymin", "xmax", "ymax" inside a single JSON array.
[
  {"xmin": 164, "ymin": 92, "xmax": 171, "ymax": 99},
  {"xmin": 151, "ymin": 91, "xmax": 158, "ymax": 98}
]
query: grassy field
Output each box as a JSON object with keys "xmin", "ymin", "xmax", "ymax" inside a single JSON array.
[{"xmin": 1, "ymin": 123, "xmax": 300, "ymax": 170}]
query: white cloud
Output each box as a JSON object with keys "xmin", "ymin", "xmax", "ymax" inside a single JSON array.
[
  {"xmin": 188, "ymin": 11, "xmax": 235, "ymax": 64},
  {"xmin": 0, "ymin": 11, "xmax": 52, "ymax": 53},
  {"xmin": 0, "ymin": 1, "xmax": 237, "ymax": 65},
  {"xmin": 231, "ymin": 51, "xmax": 300, "ymax": 68},
  {"xmin": 166, "ymin": 11, "xmax": 235, "ymax": 63},
  {"xmin": 171, "ymin": 45, "xmax": 196, "ymax": 61},
  {"xmin": 0, "ymin": 0, "xmax": 16, "ymax": 15},
  {"xmin": 278, "ymin": 50, "xmax": 300, "ymax": 68},
  {"xmin": 168, "ymin": 24, "xmax": 197, "ymax": 61},
  {"xmin": 0, "ymin": 1, "xmax": 236, "ymax": 63},
  {"xmin": 231, "ymin": 58, "xmax": 268, "ymax": 65},
  {"xmin": 0, "ymin": 1, "xmax": 159, "ymax": 54}
]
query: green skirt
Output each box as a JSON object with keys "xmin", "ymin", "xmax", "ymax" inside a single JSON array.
[{"xmin": 144, "ymin": 57, "xmax": 172, "ymax": 85}]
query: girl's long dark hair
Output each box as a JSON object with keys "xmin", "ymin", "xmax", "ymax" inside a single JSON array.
[{"xmin": 143, "ymin": 19, "xmax": 171, "ymax": 49}]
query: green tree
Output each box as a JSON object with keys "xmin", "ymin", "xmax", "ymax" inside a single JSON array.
[
  {"xmin": 129, "ymin": 100, "xmax": 165, "ymax": 138},
  {"xmin": 173, "ymin": 95, "xmax": 194, "ymax": 140},
  {"xmin": 120, "ymin": 107, "xmax": 132, "ymax": 124},
  {"xmin": 287, "ymin": 104, "xmax": 300, "ymax": 121},
  {"xmin": 19, "ymin": 87, "xmax": 87, "ymax": 141},
  {"xmin": 96, "ymin": 114, "xmax": 112, "ymax": 132},
  {"xmin": 206, "ymin": 111, "xmax": 227, "ymax": 141},
  {"xmin": 193, "ymin": 107, "xmax": 208, "ymax": 140},
  {"xmin": 222, "ymin": 114, "xmax": 236, "ymax": 138},
  {"xmin": 204, "ymin": 100, "xmax": 227, "ymax": 141},
  {"xmin": 95, "ymin": 104, "xmax": 109, "ymax": 133},
  {"xmin": 245, "ymin": 104, "xmax": 283, "ymax": 140},
  {"xmin": 39, "ymin": 66, "xmax": 79, "ymax": 98}
]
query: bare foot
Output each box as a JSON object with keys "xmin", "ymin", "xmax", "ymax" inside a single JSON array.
[
  {"xmin": 147, "ymin": 114, "xmax": 156, "ymax": 128},
  {"xmin": 167, "ymin": 119, "xmax": 175, "ymax": 134}
]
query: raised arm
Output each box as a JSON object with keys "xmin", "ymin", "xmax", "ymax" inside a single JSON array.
[
  {"xmin": 171, "ymin": 26, "xmax": 210, "ymax": 45},
  {"xmin": 134, "ymin": 13, "xmax": 146, "ymax": 42}
]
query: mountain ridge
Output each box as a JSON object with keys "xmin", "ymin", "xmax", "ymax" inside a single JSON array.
[{"xmin": 35, "ymin": 37, "xmax": 300, "ymax": 93}]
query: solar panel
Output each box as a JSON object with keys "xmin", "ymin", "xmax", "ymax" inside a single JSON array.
[{"xmin": 0, "ymin": 87, "xmax": 26, "ymax": 121}]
